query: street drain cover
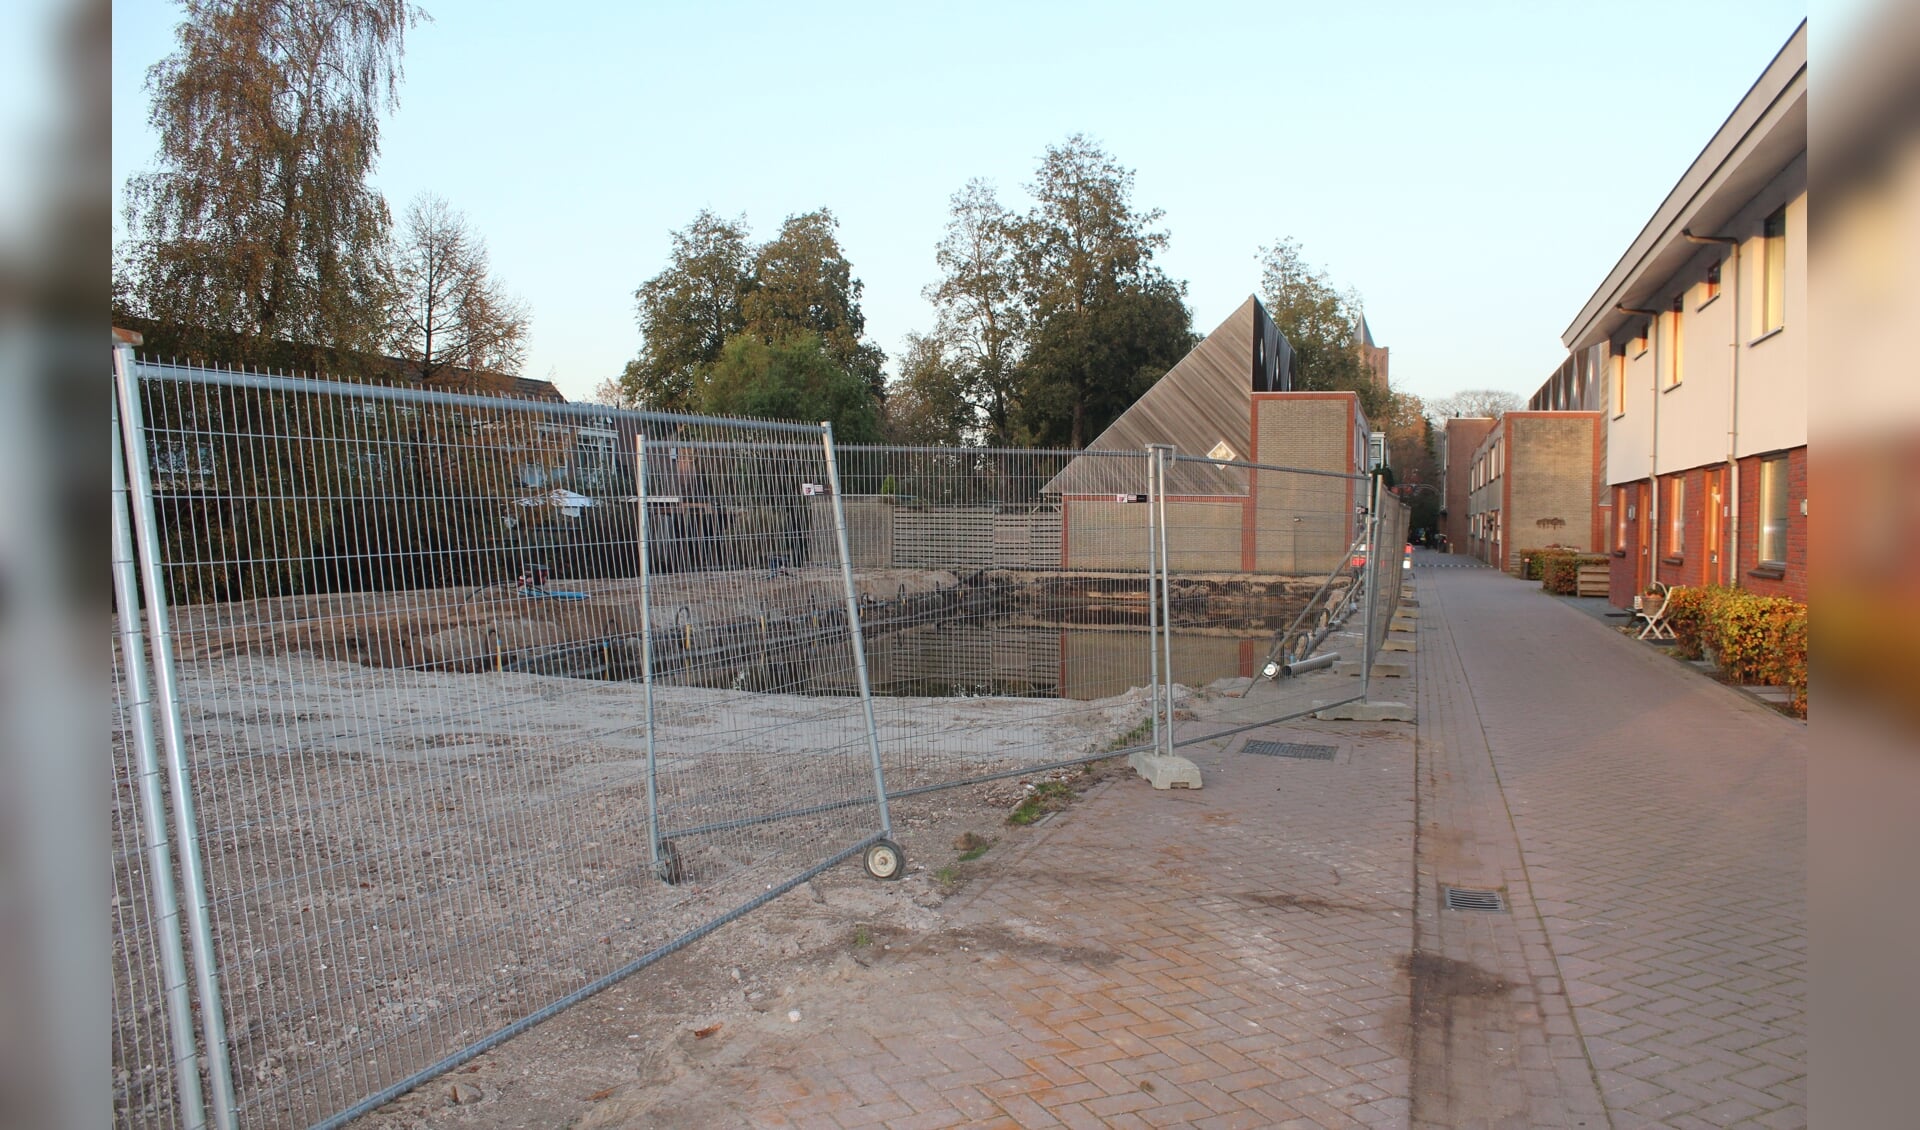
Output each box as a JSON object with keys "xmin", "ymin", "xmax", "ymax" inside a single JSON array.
[
  {"xmin": 1443, "ymin": 886, "xmax": 1506, "ymax": 913},
  {"xmin": 1243, "ymin": 741, "xmax": 1337, "ymax": 760}
]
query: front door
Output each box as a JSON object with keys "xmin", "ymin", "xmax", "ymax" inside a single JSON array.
[{"xmin": 1635, "ymin": 481, "xmax": 1651, "ymax": 595}]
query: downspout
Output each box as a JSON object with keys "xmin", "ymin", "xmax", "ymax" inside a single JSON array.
[
  {"xmin": 1619, "ymin": 304, "xmax": 1664, "ymax": 580},
  {"xmin": 1685, "ymin": 228, "xmax": 1742, "ymax": 588}
]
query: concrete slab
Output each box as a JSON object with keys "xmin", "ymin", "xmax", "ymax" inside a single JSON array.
[{"xmin": 1314, "ymin": 700, "xmax": 1414, "ymax": 722}]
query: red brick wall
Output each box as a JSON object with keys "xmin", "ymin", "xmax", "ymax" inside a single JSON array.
[
  {"xmin": 1734, "ymin": 446, "xmax": 1808, "ymax": 602},
  {"xmin": 1611, "ymin": 449, "xmax": 1807, "ymax": 606},
  {"xmin": 1610, "ymin": 480, "xmax": 1645, "ymax": 605},
  {"xmin": 1442, "ymin": 418, "xmax": 1495, "ymax": 552},
  {"xmin": 1654, "ymin": 466, "xmax": 1721, "ymax": 591}
]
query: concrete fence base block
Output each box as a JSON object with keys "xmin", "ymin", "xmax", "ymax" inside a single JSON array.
[
  {"xmin": 1129, "ymin": 752, "xmax": 1203, "ymax": 790},
  {"xmin": 1314, "ymin": 700, "xmax": 1415, "ymax": 723},
  {"xmin": 1395, "ymin": 607, "xmax": 1420, "ymax": 618},
  {"xmin": 1382, "ymin": 639, "xmax": 1415, "ymax": 653}
]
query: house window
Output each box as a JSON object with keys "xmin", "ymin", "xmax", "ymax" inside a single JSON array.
[
  {"xmin": 1759, "ymin": 206, "xmax": 1787, "ymax": 335},
  {"xmin": 1700, "ymin": 260, "xmax": 1721, "ymax": 306},
  {"xmin": 1661, "ymin": 299, "xmax": 1684, "ymax": 388},
  {"xmin": 1612, "ymin": 349, "xmax": 1626, "ymax": 416},
  {"xmin": 1614, "ymin": 486, "xmax": 1629, "ymax": 550},
  {"xmin": 1633, "ymin": 320, "xmax": 1651, "ymax": 358},
  {"xmin": 1667, "ymin": 477, "xmax": 1685, "ymax": 557},
  {"xmin": 1758, "ymin": 455, "xmax": 1789, "ymax": 565}
]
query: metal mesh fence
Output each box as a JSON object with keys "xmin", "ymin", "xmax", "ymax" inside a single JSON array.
[
  {"xmin": 825, "ymin": 445, "xmax": 1163, "ymax": 788},
  {"xmin": 1365, "ymin": 489, "xmax": 1413, "ymax": 660},
  {"xmin": 112, "ymin": 643, "xmax": 197, "ymax": 1130},
  {"xmin": 111, "ymin": 353, "xmax": 1397, "ymax": 1127},
  {"xmin": 116, "ymin": 358, "xmax": 891, "ymax": 1128},
  {"xmin": 1155, "ymin": 452, "xmax": 1373, "ymax": 732}
]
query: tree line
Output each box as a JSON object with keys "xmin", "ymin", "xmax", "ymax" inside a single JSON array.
[
  {"xmin": 116, "ymin": 0, "xmax": 1439, "ymax": 456},
  {"xmin": 114, "ymin": 0, "xmax": 528, "ymax": 389}
]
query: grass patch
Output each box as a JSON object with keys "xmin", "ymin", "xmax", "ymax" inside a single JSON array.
[
  {"xmin": 1007, "ymin": 780, "xmax": 1074, "ymax": 826},
  {"xmin": 932, "ymin": 865, "xmax": 959, "ymax": 892},
  {"xmin": 851, "ymin": 924, "xmax": 871, "ymax": 948},
  {"xmin": 1104, "ymin": 717, "xmax": 1155, "ymax": 752},
  {"xmin": 959, "ymin": 841, "xmax": 993, "ymax": 862}
]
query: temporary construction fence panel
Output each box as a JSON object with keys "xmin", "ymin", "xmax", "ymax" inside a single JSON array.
[
  {"xmin": 113, "ymin": 397, "xmax": 209, "ymax": 1130},
  {"xmin": 111, "ymin": 354, "xmax": 1408, "ymax": 1129},
  {"xmin": 111, "ymin": 353, "xmax": 891, "ymax": 1130},
  {"xmin": 1141, "ymin": 450, "xmax": 1376, "ymax": 748}
]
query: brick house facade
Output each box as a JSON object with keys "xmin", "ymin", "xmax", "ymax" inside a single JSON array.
[{"xmin": 1558, "ymin": 25, "xmax": 1807, "ymax": 608}]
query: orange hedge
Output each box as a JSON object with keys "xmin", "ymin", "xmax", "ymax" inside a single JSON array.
[{"xmin": 1662, "ymin": 586, "xmax": 1807, "ymax": 716}]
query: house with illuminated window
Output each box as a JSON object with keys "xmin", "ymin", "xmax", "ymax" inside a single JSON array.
[{"xmin": 1560, "ymin": 21, "xmax": 1806, "ymax": 606}]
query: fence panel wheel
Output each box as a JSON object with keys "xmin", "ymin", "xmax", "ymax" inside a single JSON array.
[
  {"xmin": 862, "ymin": 839, "xmax": 905, "ymax": 881},
  {"xmin": 654, "ymin": 840, "xmax": 685, "ymax": 886}
]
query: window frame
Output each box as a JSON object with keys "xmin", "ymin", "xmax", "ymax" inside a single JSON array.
[
  {"xmin": 1758, "ymin": 206, "xmax": 1787, "ymax": 337},
  {"xmin": 1666, "ymin": 476, "xmax": 1685, "ymax": 559},
  {"xmin": 1699, "ymin": 260, "xmax": 1722, "ymax": 308},
  {"xmin": 1757, "ymin": 455, "xmax": 1790, "ymax": 566},
  {"xmin": 1661, "ymin": 300, "xmax": 1684, "ymax": 389}
]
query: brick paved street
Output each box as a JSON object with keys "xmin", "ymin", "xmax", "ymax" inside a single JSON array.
[
  {"xmin": 625, "ymin": 713, "xmax": 1424, "ymax": 1129},
  {"xmin": 419, "ymin": 555, "xmax": 1805, "ymax": 1129},
  {"xmin": 1408, "ymin": 551, "xmax": 1806, "ymax": 1128}
]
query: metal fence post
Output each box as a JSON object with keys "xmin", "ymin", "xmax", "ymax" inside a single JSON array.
[
  {"xmin": 1142, "ymin": 447, "xmax": 1164, "ymax": 758},
  {"xmin": 636, "ymin": 434, "xmax": 664, "ymax": 875},
  {"xmin": 112, "ymin": 346, "xmax": 238, "ymax": 1130},
  {"xmin": 111, "ymin": 387, "xmax": 209, "ymax": 1130},
  {"xmin": 1149, "ymin": 444, "xmax": 1177, "ymax": 757},
  {"xmin": 820, "ymin": 423, "xmax": 894, "ymax": 840},
  {"xmin": 1360, "ymin": 470, "xmax": 1384, "ymax": 693}
]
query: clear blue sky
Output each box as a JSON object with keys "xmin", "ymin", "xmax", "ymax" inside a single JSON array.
[{"xmin": 111, "ymin": 1, "xmax": 1807, "ymax": 406}]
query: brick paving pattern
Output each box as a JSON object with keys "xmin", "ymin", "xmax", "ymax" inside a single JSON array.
[
  {"xmin": 1410, "ymin": 550, "xmax": 1805, "ymax": 1128},
  {"xmin": 715, "ymin": 719, "xmax": 1420, "ymax": 1129}
]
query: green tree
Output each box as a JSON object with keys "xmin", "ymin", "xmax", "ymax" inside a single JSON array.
[
  {"xmin": 1015, "ymin": 278, "xmax": 1193, "ymax": 448},
  {"xmin": 886, "ymin": 332, "xmax": 973, "ymax": 447},
  {"xmin": 1012, "ymin": 135, "xmax": 1192, "ymax": 447},
  {"xmin": 1257, "ymin": 237, "xmax": 1378, "ymax": 415},
  {"xmin": 926, "ymin": 179, "xmax": 1025, "ymax": 444},
  {"xmin": 118, "ymin": 0, "xmax": 424, "ymax": 368},
  {"xmin": 743, "ymin": 209, "xmax": 887, "ymax": 395},
  {"xmin": 623, "ymin": 210, "xmax": 756, "ymax": 410},
  {"xmin": 697, "ymin": 333, "xmax": 881, "ymax": 443},
  {"xmin": 386, "ymin": 193, "xmax": 530, "ymax": 383}
]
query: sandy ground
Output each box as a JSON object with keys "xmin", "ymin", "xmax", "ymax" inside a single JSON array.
[
  {"xmin": 113, "ymin": 647, "xmax": 1164, "ymax": 1130},
  {"xmin": 353, "ymin": 760, "xmax": 1139, "ymax": 1130}
]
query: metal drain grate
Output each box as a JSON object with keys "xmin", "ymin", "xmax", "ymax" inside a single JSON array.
[
  {"xmin": 1242, "ymin": 740, "xmax": 1337, "ymax": 760},
  {"xmin": 1443, "ymin": 886, "xmax": 1507, "ymax": 913}
]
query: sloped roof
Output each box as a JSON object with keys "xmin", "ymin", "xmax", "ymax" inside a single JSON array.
[{"xmin": 1044, "ymin": 296, "xmax": 1266, "ymax": 496}]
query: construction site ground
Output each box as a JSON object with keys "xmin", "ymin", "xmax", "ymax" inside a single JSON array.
[{"xmin": 363, "ymin": 549, "xmax": 1805, "ymax": 1129}]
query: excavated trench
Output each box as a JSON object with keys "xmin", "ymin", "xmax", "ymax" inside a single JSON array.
[{"xmin": 173, "ymin": 569, "xmax": 1347, "ymax": 701}]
